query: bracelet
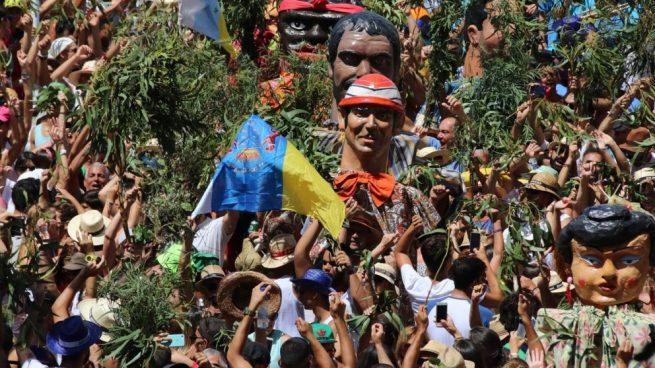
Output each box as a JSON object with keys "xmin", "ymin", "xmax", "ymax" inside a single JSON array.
[
  {"xmin": 509, "ymin": 353, "xmax": 519, "ymax": 358},
  {"xmin": 493, "ymin": 228, "xmax": 503, "ymax": 234},
  {"xmin": 38, "ymin": 53, "xmax": 47, "ymax": 59}
]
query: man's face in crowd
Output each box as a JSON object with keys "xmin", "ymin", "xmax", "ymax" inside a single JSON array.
[
  {"xmin": 84, "ymin": 164, "xmax": 109, "ymax": 191},
  {"xmin": 437, "ymin": 117, "xmax": 456, "ymax": 149},
  {"xmin": 641, "ymin": 180, "xmax": 655, "ymax": 213},
  {"xmin": 569, "ymin": 234, "xmax": 651, "ymax": 307},
  {"xmin": 341, "ymin": 104, "xmax": 395, "ymax": 160},
  {"xmin": 279, "ymin": 10, "xmax": 343, "ymax": 52},
  {"xmin": 549, "ymin": 144, "xmax": 568, "ymax": 171},
  {"xmin": 329, "ymin": 30, "xmax": 396, "ymax": 103}
]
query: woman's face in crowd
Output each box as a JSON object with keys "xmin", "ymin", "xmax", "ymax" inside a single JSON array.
[
  {"xmin": 322, "ymin": 250, "xmax": 337, "ymax": 277},
  {"xmin": 569, "ymin": 235, "xmax": 651, "ymax": 308}
]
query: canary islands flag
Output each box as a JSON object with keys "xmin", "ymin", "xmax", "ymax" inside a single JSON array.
[
  {"xmin": 179, "ymin": 0, "xmax": 236, "ymax": 57},
  {"xmin": 192, "ymin": 115, "xmax": 345, "ymax": 237}
]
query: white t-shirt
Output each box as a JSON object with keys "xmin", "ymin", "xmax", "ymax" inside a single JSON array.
[
  {"xmin": 426, "ymin": 296, "xmax": 474, "ymax": 347},
  {"xmin": 400, "ymin": 264, "xmax": 455, "ymax": 313},
  {"xmin": 192, "ymin": 217, "xmax": 233, "ymax": 264},
  {"xmin": 273, "ymin": 276, "xmax": 305, "ymax": 338}
]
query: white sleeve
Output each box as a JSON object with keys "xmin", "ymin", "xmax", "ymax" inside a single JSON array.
[{"xmin": 401, "ymin": 264, "xmax": 432, "ymax": 299}]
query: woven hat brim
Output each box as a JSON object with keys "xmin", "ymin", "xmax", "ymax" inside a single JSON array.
[
  {"xmin": 216, "ymin": 271, "xmax": 281, "ymax": 320},
  {"xmin": 525, "ymin": 183, "xmax": 560, "ymax": 199},
  {"xmin": 261, "ymin": 254, "xmax": 294, "ymax": 269},
  {"xmin": 67, "ymin": 214, "xmax": 111, "ymax": 246}
]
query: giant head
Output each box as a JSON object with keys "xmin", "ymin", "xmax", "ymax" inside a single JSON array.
[
  {"xmin": 278, "ymin": 0, "xmax": 364, "ymax": 53},
  {"xmin": 328, "ymin": 11, "xmax": 401, "ymax": 103},
  {"xmin": 557, "ymin": 205, "xmax": 655, "ymax": 308}
]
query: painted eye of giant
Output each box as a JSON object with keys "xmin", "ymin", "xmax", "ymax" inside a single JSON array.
[
  {"xmin": 290, "ymin": 21, "xmax": 307, "ymax": 31},
  {"xmin": 580, "ymin": 254, "xmax": 602, "ymax": 267},
  {"xmin": 618, "ymin": 255, "xmax": 641, "ymax": 267}
]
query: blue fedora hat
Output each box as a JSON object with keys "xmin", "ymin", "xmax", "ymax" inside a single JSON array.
[
  {"xmin": 47, "ymin": 316, "xmax": 102, "ymax": 356},
  {"xmin": 291, "ymin": 269, "xmax": 335, "ymax": 296}
]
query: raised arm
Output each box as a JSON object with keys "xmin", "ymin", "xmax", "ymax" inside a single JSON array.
[
  {"xmin": 330, "ymin": 292, "xmax": 356, "ymax": 368},
  {"xmin": 296, "ymin": 318, "xmax": 336, "ymax": 368},
  {"xmin": 227, "ymin": 283, "xmax": 272, "ymax": 368},
  {"xmin": 294, "ymin": 219, "xmax": 323, "ymax": 278},
  {"xmin": 394, "ymin": 215, "xmax": 423, "ymax": 268},
  {"xmin": 401, "ymin": 305, "xmax": 428, "ymax": 368},
  {"xmin": 51, "ymin": 258, "xmax": 104, "ymax": 323}
]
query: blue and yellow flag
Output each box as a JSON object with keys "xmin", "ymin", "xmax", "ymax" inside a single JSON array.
[
  {"xmin": 179, "ymin": 0, "xmax": 236, "ymax": 57},
  {"xmin": 192, "ymin": 115, "xmax": 345, "ymax": 237}
]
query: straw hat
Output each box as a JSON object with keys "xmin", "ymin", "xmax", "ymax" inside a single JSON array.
[
  {"xmin": 532, "ymin": 270, "xmax": 573, "ymax": 295},
  {"xmin": 235, "ymin": 238, "xmax": 263, "ymax": 271},
  {"xmin": 619, "ymin": 127, "xmax": 650, "ymax": 153},
  {"xmin": 420, "ymin": 340, "xmax": 473, "ymax": 368},
  {"xmin": 197, "ymin": 265, "xmax": 225, "ymax": 284},
  {"xmin": 67, "ymin": 210, "xmax": 111, "ymax": 246},
  {"xmin": 261, "ymin": 234, "xmax": 296, "ymax": 269},
  {"xmin": 634, "ymin": 167, "xmax": 655, "ymax": 183},
  {"xmin": 374, "ymin": 263, "xmax": 400, "ymax": 295},
  {"xmin": 216, "ymin": 271, "xmax": 281, "ymax": 320},
  {"xmin": 524, "ymin": 172, "xmax": 560, "ymax": 198},
  {"xmin": 78, "ymin": 298, "xmax": 118, "ymax": 342},
  {"xmin": 488, "ymin": 314, "xmax": 509, "ymax": 341}
]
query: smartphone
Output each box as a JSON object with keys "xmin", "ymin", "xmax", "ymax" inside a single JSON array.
[
  {"xmin": 516, "ymin": 323, "xmax": 526, "ymax": 338},
  {"xmin": 122, "ymin": 176, "xmax": 135, "ymax": 190},
  {"xmin": 166, "ymin": 334, "xmax": 185, "ymax": 348},
  {"xmin": 436, "ymin": 303, "xmax": 448, "ymax": 322},
  {"xmin": 470, "ymin": 231, "xmax": 481, "ymax": 251},
  {"xmin": 529, "ymin": 84, "xmax": 546, "ymax": 97}
]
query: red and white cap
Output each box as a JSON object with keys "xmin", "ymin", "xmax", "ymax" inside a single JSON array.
[{"xmin": 338, "ymin": 74, "xmax": 404, "ymax": 113}]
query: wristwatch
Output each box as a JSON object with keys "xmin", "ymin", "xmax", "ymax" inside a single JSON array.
[{"xmin": 242, "ymin": 306, "xmax": 256, "ymax": 318}]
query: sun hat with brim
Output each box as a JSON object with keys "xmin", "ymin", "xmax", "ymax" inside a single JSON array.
[
  {"xmin": 489, "ymin": 314, "xmax": 509, "ymax": 341},
  {"xmin": 532, "ymin": 270, "xmax": 573, "ymax": 295},
  {"xmin": 374, "ymin": 263, "xmax": 400, "ymax": 295},
  {"xmin": 524, "ymin": 172, "xmax": 560, "ymax": 199},
  {"xmin": 261, "ymin": 233, "xmax": 296, "ymax": 269},
  {"xmin": 619, "ymin": 127, "xmax": 650, "ymax": 153},
  {"xmin": 338, "ymin": 73, "xmax": 404, "ymax": 113},
  {"xmin": 235, "ymin": 238, "xmax": 262, "ymax": 271},
  {"xmin": 635, "ymin": 167, "xmax": 655, "ymax": 183},
  {"xmin": 311, "ymin": 323, "xmax": 335, "ymax": 344},
  {"xmin": 63, "ymin": 252, "xmax": 88, "ymax": 271},
  {"xmin": 530, "ymin": 165, "xmax": 559, "ymax": 177},
  {"xmin": 291, "ymin": 268, "xmax": 335, "ymax": 296},
  {"xmin": 77, "ymin": 298, "xmax": 118, "ymax": 342},
  {"xmin": 216, "ymin": 271, "xmax": 281, "ymax": 320},
  {"xmin": 196, "ymin": 264, "xmax": 225, "ymax": 286},
  {"xmin": 48, "ymin": 37, "xmax": 75, "ymax": 60},
  {"xmin": 46, "ymin": 315, "xmax": 102, "ymax": 356},
  {"xmin": 67, "ymin": 210, "xmax": 111, "ymax": 247},
  {"xmin": 420, "ymin": 340, "xmax": 467, "ymax": 368}
]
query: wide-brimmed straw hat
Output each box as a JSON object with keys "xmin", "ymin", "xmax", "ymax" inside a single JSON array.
[
  {"xmin": 46, "ymin": 316, "xmax": 102, "ymax": 356},
  {"xmin": 235, "ymin": 238, "xmax": 263, "ymax": 271},
  {"xmin": 524, "ymin": 172, "xmax": 560, "ymax": 199},
  {"xmin": 261, "ymin": 233, "xmax": 296, "ymax": 269},
  {"xmin": 67, "ymin": 210, "xmax": 111, "ymax": 247},
  {"xmin": 420, "ymin": 340, "xmax": 473, "ymax": 368},
  {"xmin": 78, "ymin": 298, "xmax": 118, "ymax": 342},
  {"xmin": 216, "ymin": 271, "xmax": 281, "ymax": 320}
]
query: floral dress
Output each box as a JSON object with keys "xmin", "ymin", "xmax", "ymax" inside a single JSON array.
[{"xmin": 536, "ymin": 303, "xmax": 655, "ymax": 367}]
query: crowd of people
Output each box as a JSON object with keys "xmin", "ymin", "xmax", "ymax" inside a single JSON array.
[{"xmin": 1, "ymin": 0, "xmax": 655, "ymax": 367}]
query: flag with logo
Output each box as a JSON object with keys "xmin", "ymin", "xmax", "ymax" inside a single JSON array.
[
  {"xmin": 192, "ymin": 115, "xmax": 345, "ymax": 237},
  {"xmin": 179, "ymin": 0, "xmax": 236, "ymax": 57}
]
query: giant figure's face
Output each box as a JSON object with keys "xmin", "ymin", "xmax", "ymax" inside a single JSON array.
[
  {"xmin": 340, "ymin": 104, "xmax": 395, "ymax": 161},
  {"xmin": 569, "ymin": 234, "xmax": 651, "ymax": 307},
  {"xmin": 279, "ymin": 10, "xmax": 343, "ymax": 52},
  {"xmin": 329, "ymin": 31, "xmax": 396, "ymax": 103}
]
